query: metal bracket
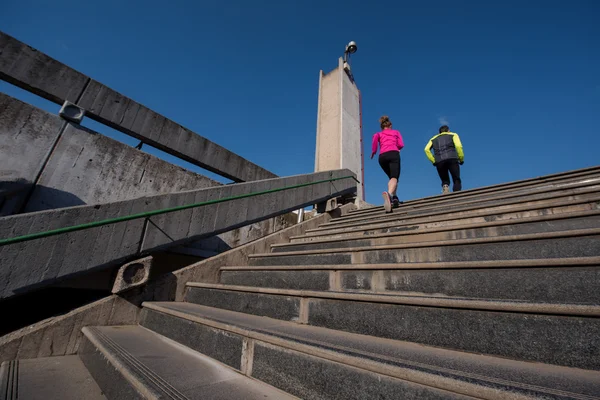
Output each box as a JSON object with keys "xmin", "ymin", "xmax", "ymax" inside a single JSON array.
[{"xmin": 59, "ymin": 101, "xmax": 85, "ymax": 124}]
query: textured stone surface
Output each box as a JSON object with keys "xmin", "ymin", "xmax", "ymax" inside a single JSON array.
[
  {"xmin": 25, "ymin": 121, "xmax": 219, "ymax": 212},
  {"xmin": 186, "ymin": 287, "xmax": 301, "ymax": 321},
  {"xmin": 249, "ymin": 252, "xmax": 352, "ymax": 266},
  {"xmin": 320, "ymin": 186, "xmax": 600, "ymax": 232},
  {"xmin": 220, "ymin": 270, "xmax": 330, "ymax": 291},
  {"xmin": 252, "ymin": 342, "xmax": 470, "ymax": 400},
  {"xmin": 307, "ymin": 298, "xmax": 600, "ymax": 370},
  {"xmin": 140, "ymin": 308, "xmax": 243, "ymax": 369},
  {"xmin": 0, "ymin": 31, "xmax": 275, "ymax": 183},
  {"xmin": 78, "ymin": 335, "xmax": 143, "ymax": 400},
  {"xmin": 275, "ymin": 214, "xmax": 600, "ymax": 252},
  {"xmin": 145, "ymin": 302, "xmax": 600, "ymax": 399},
  {"xmin": 297, "ymin": 200, "xmax": 600, "ymax": 242},
  {"xmin": 80, "ymin": 326, "xmax": 293, "ymax": 400},
  {"xmin": 1, "ymin": 356, "xmax": 107, "ymax": 400},
  {"xmin": 250, "ymin": 234, "xmax": 600, "ymax": 266},
  {"xmin": 374, "ymin": 266, "xmax": 600, "ymax": 303},
  {"xmin": 0, "ymin": 93, "xmax": 65, "ymax": 215}
]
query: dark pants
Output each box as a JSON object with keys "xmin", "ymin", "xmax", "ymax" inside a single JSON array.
[
  {"xmin": 436, "ymin": 159, "xmax": 462, "ymax": 191},
  {"xmin": 378, "ymin": 151, "xmax": 401, "ymax": 180}
]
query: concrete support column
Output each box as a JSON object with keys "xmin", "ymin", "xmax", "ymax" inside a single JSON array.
[{"xmin": 315, "ymin": 58, "xmax": 365, "ymax": 201}]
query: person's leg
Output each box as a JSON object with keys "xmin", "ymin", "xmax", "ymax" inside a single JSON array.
[
  {"xmin": 388, "ymin": 153, "xmax": 400, "ymax": 194},
  {"xmin": 379, "ymin": 154, "xmax": 392, "ymax": 181},
  {"xmin": 388, "ymin": 153, "xmax": 401, "ymax": 206},
  {"xmin": 449, "ymin": 160, "xmax": 462, "ymax": 191},
  {"xmin": 388, "ymin": 178, "xmax": 397, "ymax": 196},
  {"xmin": 379, "ymin": 153, "xmax": 394, "ymax": 213},
  {"xmin": 436, "ymin": 161, "xmax": 451, "ymax": 193}
]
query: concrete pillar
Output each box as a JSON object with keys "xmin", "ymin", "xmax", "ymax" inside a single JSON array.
[{"xmin": 315, "ymin": 58, "xmax": 365, "ymax": 201}]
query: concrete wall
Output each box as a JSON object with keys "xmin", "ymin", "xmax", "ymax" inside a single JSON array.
[
  {"xmin": 0, "ymin": 93, "xmax": 220, "ymax": 214},
  {"xmin": 314, "ymin": 58, "xmax": 364, "ymax": 200},
  {"xmin": 0, "ymin": 169, "xmax": 357, "ymax": 300},
  {"xmin": 0, "ymin": 31, "xmax": 275, "ymax": 182},
  {"xmin": 0, "ymin": 93, "xmax": 65, "ymax": 215}
]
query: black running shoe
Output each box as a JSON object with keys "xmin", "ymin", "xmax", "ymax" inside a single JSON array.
[{"xmin": 392, "ymin": 196, "xmax": 400, "ymax": 208}]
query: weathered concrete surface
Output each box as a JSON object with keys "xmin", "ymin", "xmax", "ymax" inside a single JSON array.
[
  {"xmin": 26, "ymin": 120, "xmax": 221, "ymax": 212},
  {"xmin": 0, "ymin": 31, "xmax": 275, "ymax": 182},
  {"xmin": 0, "ymin": 92, "xmax": 65, "ymax": 216},
  {"xmin": 111, "ymin": 256, "xmax": 152, "ymax": 294},
  {"xmin": 79, "ymin": 326, "xmax": 296, "ymax": 400},
  {"xmin": 0, "ymin": 204, "xmax": 354, "ymax": 362},
  {"xmin": 140, "ymin": 302, "xmax": 600, "ymax": 400},
  {"xmin": 0, "ymin": 93, "xmax": 220, "ymax": 213},
  {"xmin": 0, "ymin": 169, "xmax": 356, "ymax": 300},
  {"xmin": 184, "ymin": 286, "xmax": 600, "ymax": 370},
  {"xmin": 140, "ymin": 306, "xmax": 467, "ymax": 400},
  {"xmin": 315, "ymin": 57, "xmax": 364, "ymax": 200},
  {"xmin": 0, "ymin": 356, "xmax": 107, "ymax": 400}
]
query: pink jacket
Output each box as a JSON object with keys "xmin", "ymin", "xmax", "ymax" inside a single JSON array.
[{"xmin": 372, "ymin": 129, "xmax": 404, "ymax": 155}]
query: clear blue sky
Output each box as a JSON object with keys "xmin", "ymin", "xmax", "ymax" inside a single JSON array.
[{"xmin": 1, "ymin": 0, "xmax": 598, "ymax": 204}]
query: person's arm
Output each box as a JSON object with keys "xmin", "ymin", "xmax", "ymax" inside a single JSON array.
[
  {"xmin": 424, "ymin": 138, "xmax": 436, "ymax": 164},
  {"xmin": 397, "ymin": 132, "xmax": 404, "ymax": 150},
  {"xmin": 371, "ymin": 133, "xmax": 379, "ymax": 159},
  {"xmin": 452, "ymin": 133, "xmax": 464, "ymax": 163}
]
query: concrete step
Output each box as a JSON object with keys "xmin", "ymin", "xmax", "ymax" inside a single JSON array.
[
  {"xmin": 296, "ymin": 198, "xmax": 600, "ymax": 242},
  {"xmin": 140, "ymin": 301, "xmax": 600, "ymax": 400},
  {"xmin": 184, "ymin": 283, "xmax": 600, "ymax": 371},
  {"xmin": 346, "ymin": 174, "xmax": 600, "ymax": 219},
  {"xmin": 249, "ymin": 228, "xmax": 600, "ymax": 267},
  {"xmin": 219, "ymin": 257, "xmax": 600, "ymax": 305},
  {"xmin": 273, "ymin": 211, "xmax": 600, "ymax": 253},
  {"xmin": 0, "ymin": 356, "xmax": 106, "ymax": 400},
  {"xmin": 317, "ymin": 191, "xmax": 600, "ymax": 235},
  {"xmin": 347, "ymin": 166, "xmax": 600, "ymax": 215},
  {"xmin": 79, "ymin": 325, "xmax": 296, "ymax": 400},
  {"xmin": 325, "ymin": 184, "xmax": 600, "ymax": 228}
]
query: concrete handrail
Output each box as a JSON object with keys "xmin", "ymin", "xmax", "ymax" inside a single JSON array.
[
  {"xmin": 0, "ymin": 170, "xmax": 357, "ymax": 300},
  {"xmin": 0, "ymin": 175, "xmax": 358, "ymax": 247}
]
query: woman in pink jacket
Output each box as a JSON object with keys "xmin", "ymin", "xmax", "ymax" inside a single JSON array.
[{"xmin": 371, "ymin": 115, "xmax": 404, "ymax": 213}]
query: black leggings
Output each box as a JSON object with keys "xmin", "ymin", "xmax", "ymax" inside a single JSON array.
[
  {"xmin": 379, "ymin": 151, "xmax": 401, "ymax": 180},
  {"xmin": 436, "ymin": 159, "xmax": 462, "ymax": 191}
]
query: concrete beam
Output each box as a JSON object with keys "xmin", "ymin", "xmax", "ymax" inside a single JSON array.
[
  {"xmin": 0, "ymin": 31, "xmax": 275, "ymax": 182},
  {"xmin": 0, "ymin": 170, "xmax": 356, "ymax": 300}
]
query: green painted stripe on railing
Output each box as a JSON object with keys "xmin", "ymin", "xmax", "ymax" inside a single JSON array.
[{"xmin": 0, "ymin": 175, "xmax": 358, "ymax": 246}]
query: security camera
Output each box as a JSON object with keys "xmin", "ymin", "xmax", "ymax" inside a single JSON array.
[{"xmin": 345, "ymin": 41, "xmax": 357, "ymax": 54}]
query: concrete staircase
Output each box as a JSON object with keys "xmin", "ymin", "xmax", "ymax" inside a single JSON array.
[{"xmin": 3, "ymin": 167, "xmax": 600, "ymax": 399}]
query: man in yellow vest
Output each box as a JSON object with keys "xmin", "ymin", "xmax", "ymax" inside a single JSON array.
[{"xmin": 424, "ymin": 125, "xmax": 464, "ymax": 194}]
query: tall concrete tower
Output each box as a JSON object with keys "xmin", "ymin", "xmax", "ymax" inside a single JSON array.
[{"xmin": 314, "ymin": 48, "xmax": 365, "ymax": 201}]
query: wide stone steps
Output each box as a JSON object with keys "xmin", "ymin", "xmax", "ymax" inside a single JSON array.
[
  {"xmin": 79, "ymin": 325, "xmax": 296, "ymax": 400},
  {"xmin": 273, "ymin": 210, "xmax": 600, "ymax": 253},
  {"xmin": 139, "ymin": 301, "xmax": 600, "ymax": 400},
  {"xmin": 345, "ymin": 167, "xmax": 600, "ymax": 218},
  {"xmin": 294, "ymin": 198, "xmax": 600, "ymax": 242},
  {"xmin": 321, "ymin": 183, "xmax": 600, "ymax": 229},
  {"xmin": 248, "ymin": 228, "xmax": 600, "ymax": 266},
  {"xmin": 219, "ymin": 257, "xmax": 600, "ymax": 304},
  {"xmin": 184, "ymin": 283, "xmax": 600, "ymax": 371}
]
